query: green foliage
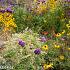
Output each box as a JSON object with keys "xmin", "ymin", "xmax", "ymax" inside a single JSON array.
[{"xmin": 13, "ymin": 6, "xmax": 65, "ymax": 33}]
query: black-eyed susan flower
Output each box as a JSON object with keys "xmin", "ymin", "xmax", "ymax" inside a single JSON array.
[
  {"xmin": 59, "ymin": 55, "xmax": 65, "ymax": 60},
  {"xmin": 66, "ymin": 24, "xmax": 70, "ymax": 29},
  {"xmin": 54, "ymin": 45, "xmax": 61, "ymax": 49},
  {"xmin": 42, "ymin": 45, "xmax": 48, "ymax": 51},
  {"xmin": 61, "ymin": 30, "xmax": 65, "ymax": 34},
  {"xmin": 43, "ymin": 63, "xmax": 53, "ymax": 70},
  {"xmin": 56, "ymin": 33, "xmax": 62, "ymax": 37}
]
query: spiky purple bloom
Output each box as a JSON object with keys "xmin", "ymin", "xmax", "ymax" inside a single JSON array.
[
  {"xmin": 6, "ymin": 7, "xmax": 13, "ymax": 13},
  {"xmin": 34, "ymin": 48, "xmax": 41, "ymax": 54},
  {"xmin": 40, "ymin": 37, "xmax": 46, "ymax": 42},
  {"xmin": 18, "ymin": 40, "xmax": 25, "ymax": 47}
]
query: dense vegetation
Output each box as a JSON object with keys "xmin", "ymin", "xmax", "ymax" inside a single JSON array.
[{"xmin": 0, "ymin": 0, "xmax": 70, "ymax": 70}]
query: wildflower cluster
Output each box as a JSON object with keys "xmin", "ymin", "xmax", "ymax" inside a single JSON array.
[
  {"xmin": 0, "ymin": 8, "xmax": 17, "ymax": 32},
  {"xmin": 0, "ymin": 28, "xmax": 70, "ymax": 70},
  {"xmin": 31, "ymin": 0, "xmax": 57, "ymax": 14}
]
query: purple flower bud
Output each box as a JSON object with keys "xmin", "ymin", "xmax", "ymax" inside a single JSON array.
[
  {"xmin": 6, "ymin": 7, "xmax": 13, "ymax": 13},
  {"xmin": 34, "ymin": 48, "xmax": 41, "ymax": 54},
  {"xmin": 18, "ymin": 40, "xmax": 25, "ymax": 47},
  {"xmin": 40, "ymin": 37, "xmax": 46, "ymax": 42}
]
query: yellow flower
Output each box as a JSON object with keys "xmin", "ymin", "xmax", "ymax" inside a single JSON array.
[
  {"xmin": 47, "ymin": 0, "xmax": 57, "ymax": 12},
  {"xmin": 67, "ymin": 33, "xmax": 70, "ymax": 36},
  {"xmin": 43, "ymin": 63, "xmax": 53, "ymax": 70},
  {"xmin": 42, "ymin": 45, "xmax": 48, "ymax": 51},
  {"xmin": 54, "ymin": 45, "xmax": 61, "ymax": 49},
  {"xmin": 69, "ymin": 20, "xmax": 70, "ymax": 23},
  {"xmin": 34, "ymin": 0, "xmax": 37, "ymax": 2},
  {"xmin": 3, "ymin": 27, "xmax": 9, "ymax": 32},
  {"xmin": 59, "ymin": 55, "xmax": 64, "ymax": 60},
  {"xmin": 56, "ymin": 33, "xmax": 61, "ymax": 37},
  {"xmin": 67, "ymin": 48, "xmax": 70, "ymax": 51},
  {"xmin": 66, "ymin": 24, "xmax": 70, "ymax": 29},
  {"xmin": 61, "ymin": 30, "xmax": 65, "ymax": 34},
  {"xmin": 35, "ymin": 2, "xmax": 47, "ymax": 14}
]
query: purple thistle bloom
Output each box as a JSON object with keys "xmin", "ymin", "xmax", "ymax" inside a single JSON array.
[
  {"xmin": 18, "ymin": 40, "xmax": 25, "ymax": 47},
  {"xmin": 40, "ymin": 37, "xmax": 46, "ymax": 42},
  {"xmin": 6, "ymin": 7, "xmax": 13, "ymax": 13},
  {"xmin": 0, "ymin": 10, "xmax": 5, "ymax": 13},
  {"xmin": 34, "ymin": 48, "xmax": 41, "ymax": 54}
]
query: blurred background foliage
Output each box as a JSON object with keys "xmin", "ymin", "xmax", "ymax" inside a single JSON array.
[{"xmin": 0, "ymin": 0, "xmax": 69, "ymax": 34}]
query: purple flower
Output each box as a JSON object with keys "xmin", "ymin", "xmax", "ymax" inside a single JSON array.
[
  {"xmin": 0, "ymin": 10, "xmax": 5, "ymax": 13},
  {"xmin": 6, "ymin": 7, "xmax": 13, "ymax": 13},
  {"xmin": 65, "ymin": 0, "xmax": 70, "ymax": 2},
  {"xmin": 18, "ymin": 40, "xmax": 25, "ymax": 47},
  {"xmin": 38, "ymin": 0, "xmax": 46, "ymax": 3},
  {"xmin": 60, "ymin": 38, "xmax": 65, "ymax": 41},
  {"xmin": 40, "ymin": 37, "xmax": 46, "ymax": 42},
  {"xmin": 34, "ymin": 48, "xmax": 41, "ymax": 54},
  {"xmin": 0, "ymin": 0, "xmax": 5, "ymax": 6},
  {"xmin": 7, "ymin": 0, "xmax": 12, "ymax": 4}
]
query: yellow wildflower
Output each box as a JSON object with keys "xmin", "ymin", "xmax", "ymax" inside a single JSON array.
[
  {"xmin": 47, "ymin": 0, "xmax": 57, "ymax": 12},
  {"xmin": 67, "ymin": 48, "xmax": 70, "ymax": 51},
  {"xmin": 56, "ymin": 33, "xmax": 62, "ymax": 37},
  {"xmin": 3, "ymin": 27, "xmax": 9, "ymax": 32},
  {"xmin": 0, "ymin": 10, "xmax": 17, "ymax": 32},
  {"xmin": 67, "ymin": 33, "xmax": 70, "ymax": 36},
  {"xmin": 59, "ymin": 55, "xmax": 64, "ymax": 60},
  {"xmin": 54, "ymin": 45, "xmax": 61, "ymax": 49},
  {"xmin": 42, "ymin": 45, "xmax": 48, "ymax": 51},
  {"xmin": 66, "ymin": 24, "xmax": 70, "ymax": 29},
  {"xmin": 43, "ymin": 63, "xmax": 53, "ymax": 70},
  {"xmin": 69, "ymin": 20, "xmax": 70, "ymax": 23},
  {"xmin": 61, "ymin": 30, "xmax": 65, "ymax": 34},
  {"xmin": 35, "ymin": 2, "xmax": 47, "ymax": 14},
  {"xmin": 34, "ymin": 0, "xmax": 37, "ymax": 3}
]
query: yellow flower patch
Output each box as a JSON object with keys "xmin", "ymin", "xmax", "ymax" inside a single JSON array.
[{"xmin": 0, "ymin": 11, "xmax": 17, "ymax": 32}]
